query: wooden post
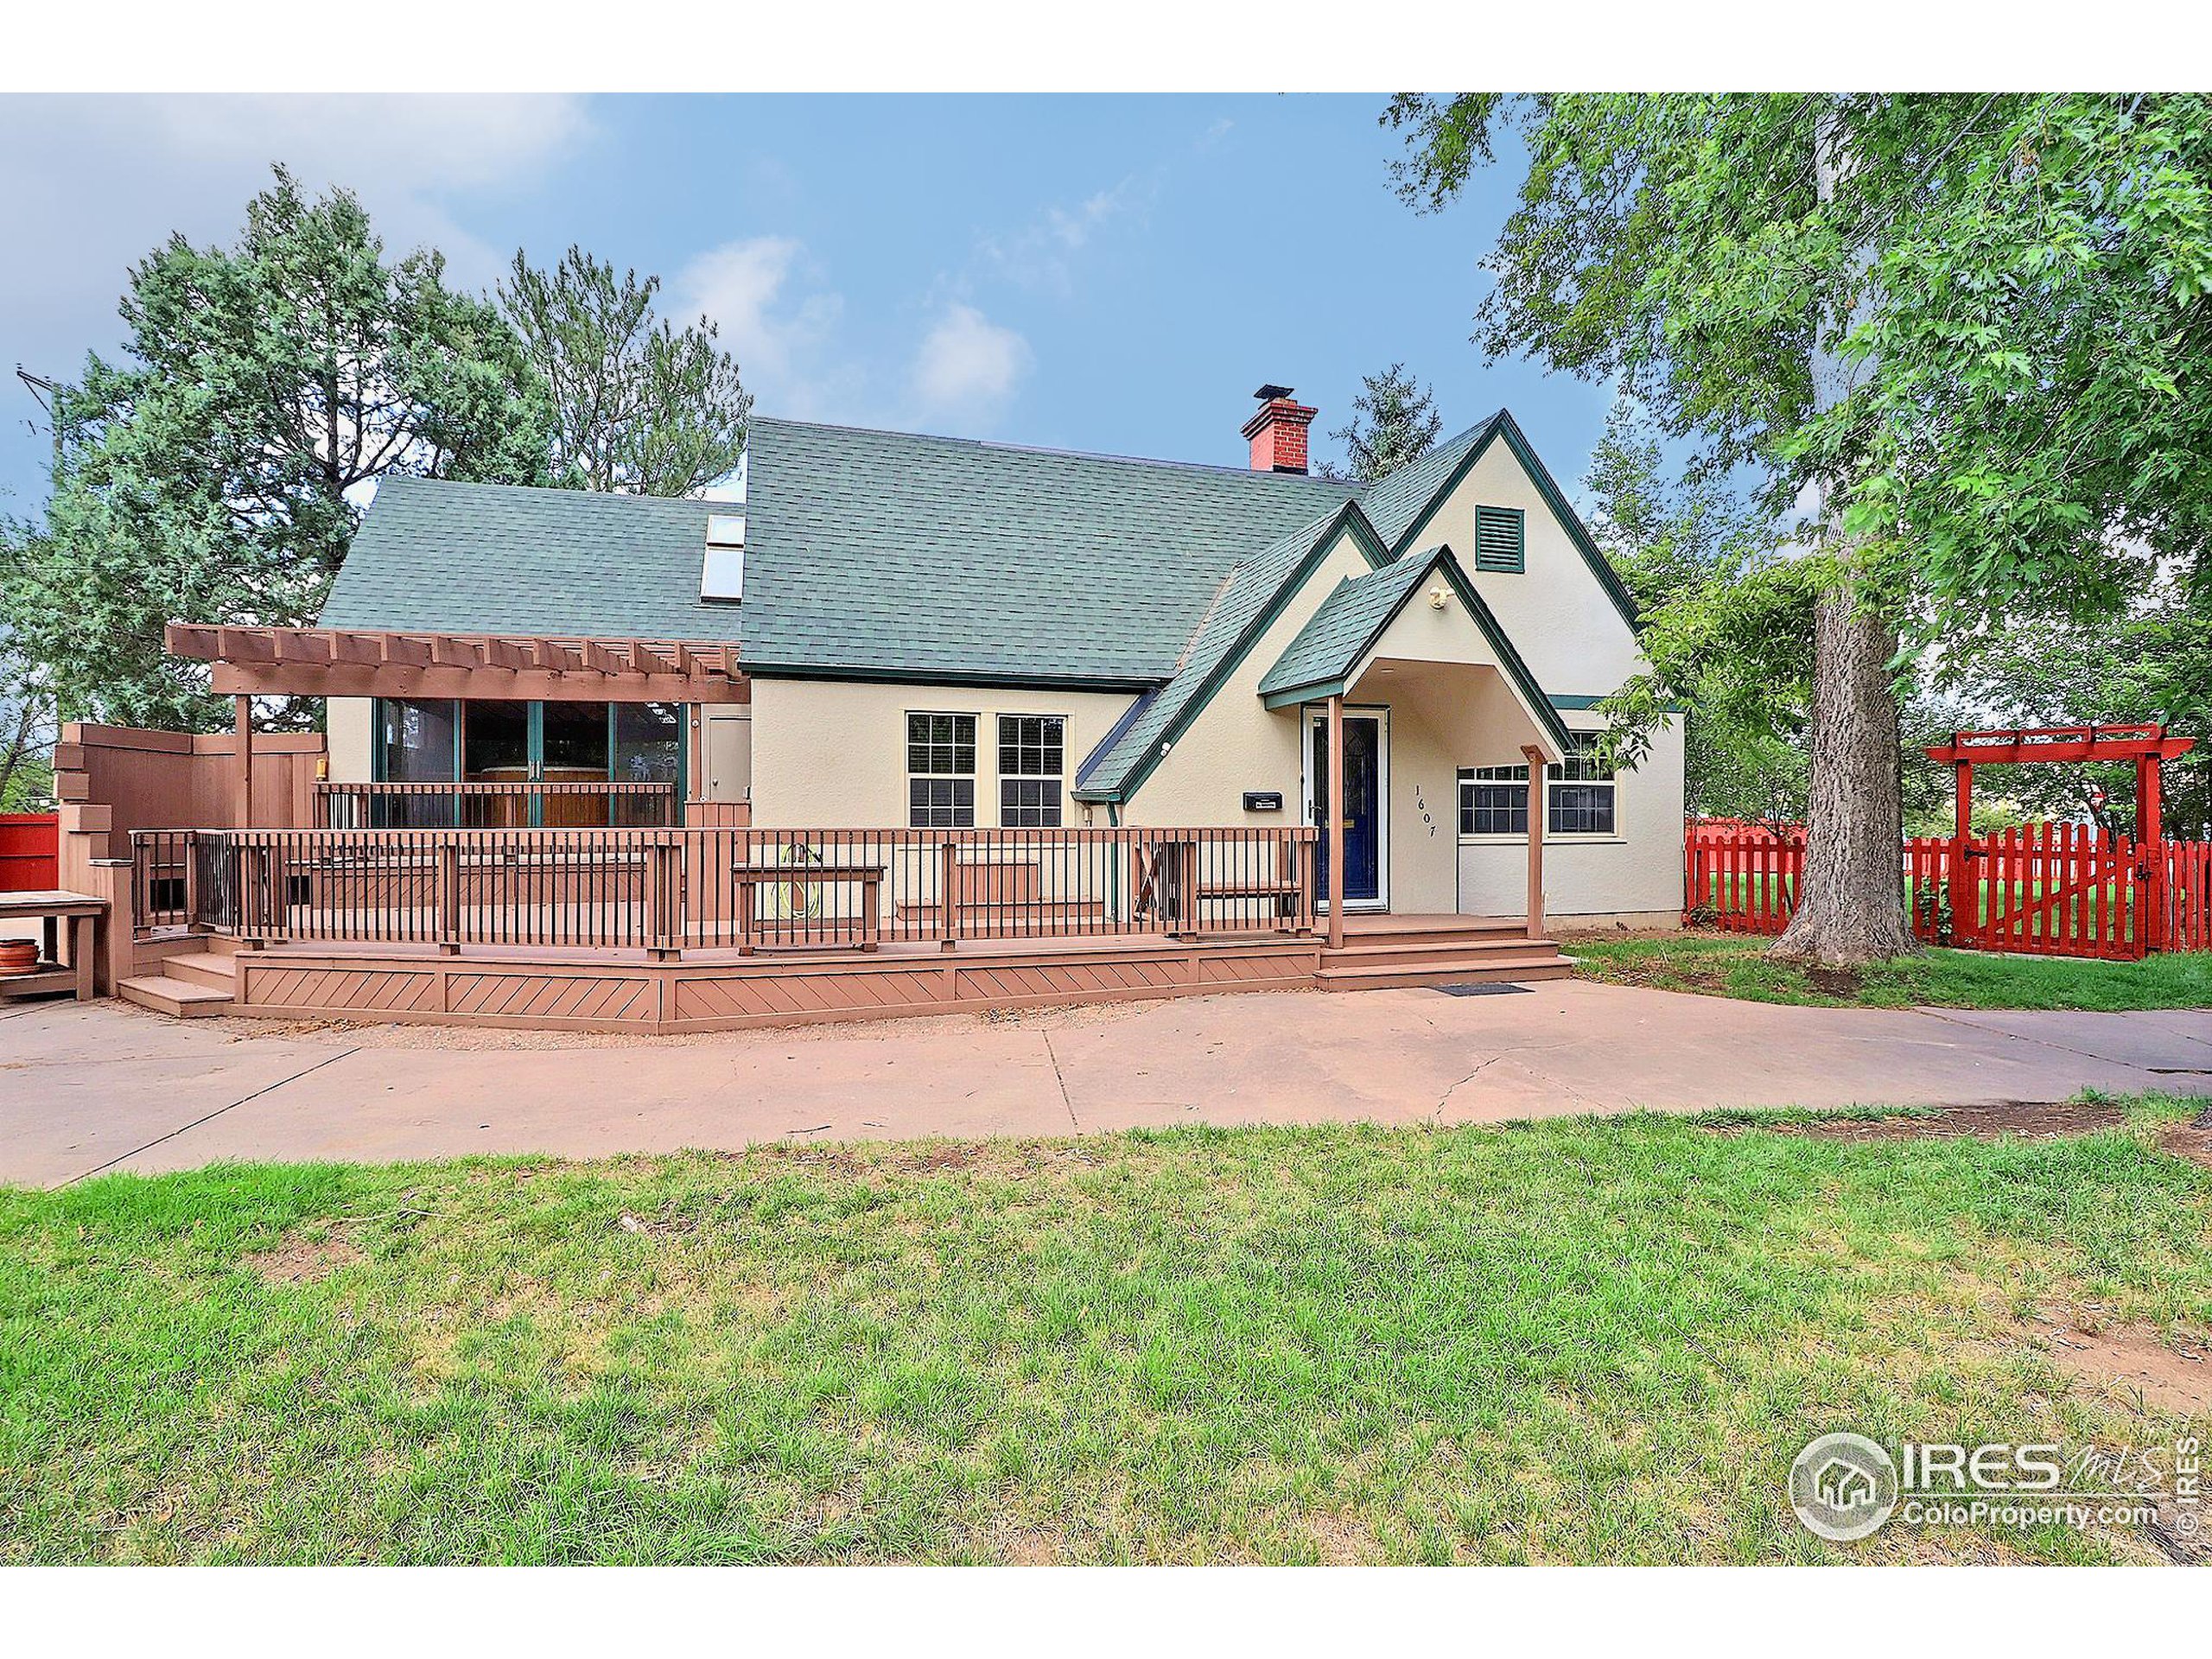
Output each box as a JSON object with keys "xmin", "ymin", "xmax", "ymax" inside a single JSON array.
[
  {"xmin": 1522, "ymin": 744, "xmax": 1548, "ymax": 941},
  {"xmin": 2139, "ymin": 751, "xmax": 2164, "ymax": 952},
  {"xmin": 1952, "ymin": 759, "xmax": 1974, "ymax": 943},
  {"xmin": 182, "ymin": 830, "xmax": 200, "ymax": 931},
  {"xmin": 1325, "ymin": 695, "xmax": 1345, "ymax": 950},
  {"xmin": 234, "ymin": 695, "xmax": 254, "ymax": 827},
  {"xmin": 939, "ymin": 839, "xmax": 960, "ymax": 951},
  {"xmin": 645, "ymin": 836, "xmax": 679, "ymax": 960},
  {"xmin": 436, "ymin": 842, "xmax": 461, "ymax": 956}
]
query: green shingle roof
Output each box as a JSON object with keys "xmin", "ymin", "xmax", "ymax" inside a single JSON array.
[
  {"xmin": 1255, "ymin": 547, "xmax": 1445, "ymax": 700},
  {"xmin": 321, "ymin": 475, "xmax": 737, "ymax": 640},
  {"xmin": 738, "ymin": 418, "xmax": 1357, "ymax": 683},
  {"xmin": 1356, "ymin": 417, "xmax": 1493, "ymax": 547},
  {"xmin": 1073, "ymin": 505, "xmax": 1364, "ymax": 800}
]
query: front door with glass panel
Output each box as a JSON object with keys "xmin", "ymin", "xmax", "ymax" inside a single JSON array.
[{"xmin": 1306, "ymin": 708, "xmax": 1388, "ymax": 909}]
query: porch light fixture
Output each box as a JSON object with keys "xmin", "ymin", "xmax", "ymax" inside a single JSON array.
[{"xmin": 1427, "ymin": 586, "xmax": 1450, "ymax": 610}]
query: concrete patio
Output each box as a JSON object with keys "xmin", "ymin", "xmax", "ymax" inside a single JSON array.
[{"xmin": 3, "ymin": 982, "xmax": 2209, "ymax": 1187}]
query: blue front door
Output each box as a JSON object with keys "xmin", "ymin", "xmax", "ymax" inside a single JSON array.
[{"xmin": 1312, "ymin": 711, "xmax": 1384, "ymax": 906}]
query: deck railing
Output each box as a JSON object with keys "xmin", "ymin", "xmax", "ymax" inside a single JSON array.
[
  {"xmin": 132, "ymin": 824, "xmax": 1317, "ymax": 955},
  {"xmin": 314, "ymin": 779, "xmax": 681, "ymax": 829}
]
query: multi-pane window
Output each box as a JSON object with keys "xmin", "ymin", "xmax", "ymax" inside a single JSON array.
[
  {"xmin": 1458, "ymin": 764, "xmax": 1529, "ymax": 836},
  {"xmin": 1458, "ymin": 734, "xmax": 1619, "ymax": 837},
  {"xmin": 997, "ymin": 715, "xmax": 1065, "ymax": 827},
  {"xmin": 1547, "ymin": 733, "xmax": 1618, "ymax": 836},
  {"xmin": 906, "ymin": 712, "xmax": 977, "ymax": 827}
]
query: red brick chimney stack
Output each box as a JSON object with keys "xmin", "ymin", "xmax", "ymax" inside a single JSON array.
[{"xmin": 1242, "ymin": 384, "xmax": 1318, "ymax": 474}]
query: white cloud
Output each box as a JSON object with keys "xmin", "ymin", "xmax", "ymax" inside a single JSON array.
[
  {"xmin": 0, "ymin": 93, "xmax": 589, "ymax": 505},
  {"xmin": 911, "ymin": 303, "xmax": 1033, "ymax": 422},
  {"xmin": 975, "ymin": 175, "xmax": 1151, "ymax": 296},
  {"xmin": 672, "ymin": 235, "xmax": 855, "ymax": 422}
]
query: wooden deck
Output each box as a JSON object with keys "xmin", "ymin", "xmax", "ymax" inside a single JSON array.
[{"xmin": 119, "ymin": 914, "xmax": 1568, "ymax": 1033}]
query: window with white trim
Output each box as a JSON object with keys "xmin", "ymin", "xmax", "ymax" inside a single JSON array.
[
  {"xmin": 1458, "ymin": 763, "xmax": 1529, "ymax": 836},
  {"xmin": 906, "ymin": 712, "xmax": 976, "ymax": 827},
  {"xmin": 997, "ymin": 714, "xmax": 1065, "ymax": 827},
  {"xmin": 1458, "ymin": 735, "xmax": 1618, "ymax": 838},
  {"xmin": 1546, "ymin": 733, "xmax": 1618, "ymax": 836}
]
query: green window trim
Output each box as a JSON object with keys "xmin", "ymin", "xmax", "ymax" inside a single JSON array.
[{"xmin": 1474, "ymin": 504, "xmax": 1525, "ymax": 574}]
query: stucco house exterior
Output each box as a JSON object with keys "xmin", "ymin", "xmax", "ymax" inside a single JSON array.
[{"xmin": 316, "ymin": 390, "xmax": 1685, "ymax": 931}]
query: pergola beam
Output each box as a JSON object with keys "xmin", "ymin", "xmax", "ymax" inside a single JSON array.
[{"xmin": 167, "ymin": 623, "xmax": 749, "ymax": 704}]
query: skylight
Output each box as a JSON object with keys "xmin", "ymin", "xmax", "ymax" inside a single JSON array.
[{"xmin": 702, "ymin": 513, "xmax": 745, "ymax": 601}]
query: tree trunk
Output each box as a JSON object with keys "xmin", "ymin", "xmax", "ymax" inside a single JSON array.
[{"xmin": 1770, "ymin": 584, "xmax": 1916, "ymax": 966}]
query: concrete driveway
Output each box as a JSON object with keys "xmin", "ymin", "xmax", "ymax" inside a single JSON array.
[{"xmin": 3, "ymin": 984, "xmax": 2209, "ymax": 1187}]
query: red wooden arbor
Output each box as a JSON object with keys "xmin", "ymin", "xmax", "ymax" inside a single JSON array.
[{"xmin": 1923, "ymin": 725, "xmax": 2196, "ymax": 959}]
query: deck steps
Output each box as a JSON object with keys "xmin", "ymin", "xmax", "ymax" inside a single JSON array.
[
  {"xmin": 161, "ymin": 950, "xmax": 238, "ymax": 992},
  {"xmin": 118, "ymin": 972, "xmax": 235, "ymax": 1017},
  {"xmin": 1318, "ymin": 919, "xmax": 1571, "ymax": 991}
]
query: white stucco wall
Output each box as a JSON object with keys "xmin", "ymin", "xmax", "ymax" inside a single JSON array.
[
  {"xmin": 747, "ymin": 677, "xmax": 1137, "ymax": 829},
  {"xmin": 327, "ymin": 696, "xmax": 372, "ymax": 783},
  {"xmin": 1457, "ymin": 710, "xmax": 1685, "ymax": 921},
  {"xmin": 1412, "ymin": 435, "xmax": 1644, "ymax": 702},
  {"xmin": 1123, "ymin": 530, "xmax": 1373, "ymax": 829}
]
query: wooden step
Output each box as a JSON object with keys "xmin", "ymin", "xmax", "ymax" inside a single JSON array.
[
  {"xmin": 162, "ymin": 950, "xmax": 238, "ymax": 991},
  {"xmin": 117, "ymin": 974, "xmax": 234, "ymax": 1017},
  {"xmin": 1321, "ymin": 937, "xmax": 1559, "ymax": 970},
  {"xmin": 1316, "ymin": 955, "xmax": 1573, "ymax": 992},
  {"xmin": 1337, "ymin": 924, "xmax": 1532, "ymax": 950}
]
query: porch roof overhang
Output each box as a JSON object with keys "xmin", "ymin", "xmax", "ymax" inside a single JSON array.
[
  {"xmin": 165, "ymin": 624, "xmax": 750, "ymax": 703},
  {"xmin": 1253, "ymin": 546, "xmax": 1572, "ymax": 759}
]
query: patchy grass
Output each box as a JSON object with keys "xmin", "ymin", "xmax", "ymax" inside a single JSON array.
[
  {"xmin": 3, "ymin": 1101, "xmax": 2210, "ymax": 1564},
  {"xmin": 1568, "ymin": 932, "xmax": 2212, "ymax": 1011}
]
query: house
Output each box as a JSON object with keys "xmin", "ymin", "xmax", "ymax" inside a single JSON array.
[
  {"xmin": 99, "ymin": 388, "xmax": 1681, "ymax": 1030},
  {"xmin": 319, "ymin": 390, "xmax": 1683, "ymax": 925}
]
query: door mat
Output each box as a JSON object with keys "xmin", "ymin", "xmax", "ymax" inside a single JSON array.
[{"xmin": 1433, "ymin": 982, "xmax": 1535, "ymax": 996}]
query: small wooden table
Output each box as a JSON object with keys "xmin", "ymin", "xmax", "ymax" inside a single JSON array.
[
  {"xmin": 0, "ymin": 891, "xmax": 105, "ymax": 1002},
  {"xmin": 729, "ymin": 865, "xmax": 886, "ymax": 954}
]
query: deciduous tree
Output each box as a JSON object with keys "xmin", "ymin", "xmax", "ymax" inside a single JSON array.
[{"xmin": 1388, "ymin": 93, "xmax": 2212, "ymax": 963}]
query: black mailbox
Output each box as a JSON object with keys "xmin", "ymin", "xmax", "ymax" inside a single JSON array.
[{"xmin": 1243, "ymin": 790, "xmax": 1284, "ymax": 812}]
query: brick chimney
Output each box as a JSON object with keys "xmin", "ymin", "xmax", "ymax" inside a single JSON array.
[{"xmin": 1242, "ymin": 384, "xmax": 1317, "ymax": 474}]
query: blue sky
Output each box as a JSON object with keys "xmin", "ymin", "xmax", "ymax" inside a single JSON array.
[{"xmin": 0, "ymin": 94, "xmax": 1615, "ymax": 510}]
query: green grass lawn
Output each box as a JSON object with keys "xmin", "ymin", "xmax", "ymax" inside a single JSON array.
[
  {"xmin": 1570, "ymin": 932, "xmax": 2212, "ymax": 1010},
  {"xmin": 4, "ymin": 1101, "xmax": 2209, "ymax": 1564}
]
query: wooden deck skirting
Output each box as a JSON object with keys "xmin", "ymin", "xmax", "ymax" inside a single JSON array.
[{"xmin": 217, "ymin": 934, "xmax": 1327, "ymax": 1033}]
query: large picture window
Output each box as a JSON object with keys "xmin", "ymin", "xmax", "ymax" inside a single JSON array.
[
  {"xmin": 907, "ymin": 712, "xmax": 977, "ymax": 827},
  {"xmin": 372, "ymin": 698, "xmax": 685, "ymax": 826},
  {"xmin": 997, "ymin": 714, "xmax": 1065, "ymax": 827},
  {"xmin": 1458, "ymin": 734, "xmax": 1618, "ymax": 839}
]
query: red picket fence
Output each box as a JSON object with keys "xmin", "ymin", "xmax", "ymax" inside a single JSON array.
[
  {"xmin": 0, "ymin": 811, "xmax": 60, "ymax": 891},
  {"xmin": 2155, "ymin": 837, "xmax": 2212, "ymax": 951},
  {"xmin": 1684, "ymin": 823, "xmax": 1804, "ymax": 935},
  {"xmin": 1687, "ymin": 818, "xmax": 2212, "ymax": 960}
]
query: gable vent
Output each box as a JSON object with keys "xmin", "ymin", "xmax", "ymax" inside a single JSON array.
[
  {"xmin": 1474, "ymin": 505, "xmax": 1525, "ymax": 574},
  {"xmin": 702, "ymin": 512, "xmax": 745, "ymax": 602}
]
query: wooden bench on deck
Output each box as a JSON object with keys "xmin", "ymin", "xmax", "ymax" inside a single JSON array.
[{"xmin": 729, "ymin": 864, "xmax": 886, "ymax": 955}]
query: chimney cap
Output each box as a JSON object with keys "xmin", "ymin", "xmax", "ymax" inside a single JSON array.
[{"xmin": 1252, "ymin": 383, "xmax": 1295, "ymax": 403}]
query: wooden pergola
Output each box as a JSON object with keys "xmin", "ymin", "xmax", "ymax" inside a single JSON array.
[
  {"xmin": 165, "ymin": 623, "xmax": 750, "ymax": 824},
  {"xmin": 1923, "ymin": 723, "xmax": 2195, "ymax": 845}
]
